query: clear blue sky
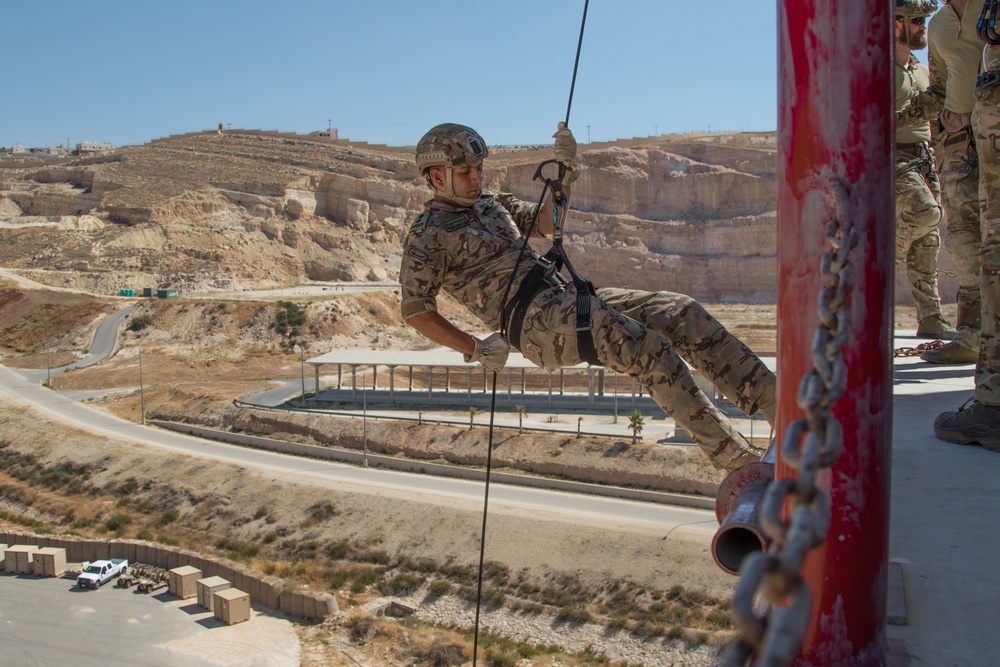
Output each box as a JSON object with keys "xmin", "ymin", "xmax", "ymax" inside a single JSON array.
[{"xmin": 4, "ymin": 1, "xmax": 787, "ymax": 149}]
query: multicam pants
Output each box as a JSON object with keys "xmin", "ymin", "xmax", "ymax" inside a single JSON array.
[
  {"xmin": 973, "ymin": 49, "xmax": 1000, "ymax": 405},
  {"xmin": 514, "ymin": 283, "xmax": 776, "ymax": 464},
  {"xmin": 937, "ymin": 128, "xmax": 983, "ymax": 347},
  {"xmin": 895, "ymin": 146, "xmax": 945, "ymax": 320}
]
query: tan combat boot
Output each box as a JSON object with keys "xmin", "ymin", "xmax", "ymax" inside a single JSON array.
[
  {"xmin": 916, "ymin": 314, "xmax": 959, "ymax": 340},
  {"xmin": 920, "ymin": 340, "xmax": 978, "ymax": 364}
]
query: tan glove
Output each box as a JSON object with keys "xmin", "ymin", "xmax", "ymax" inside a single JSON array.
[
  {"xmin": 552, "ymin": 122, "xmax": 579, "ymax": 184},
  {"xmin": 465, "ymin": 333, "xmax": 510, "ymax": 372}
]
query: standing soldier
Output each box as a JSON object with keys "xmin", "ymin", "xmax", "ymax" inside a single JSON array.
[
  {"xmin": 903, "ymin": 0, "xmax": 984, "ymax": 363},
  {"xmin": 895, "ymin": 0, "xmax": 958, "ymax": 340},
  {"xmin": 399, "ymin": 123, "xmax": 776, "ymax": 470},
  {"xmin": 935, "ymin": 6, "xmax": 1000, "ymax": 447}
]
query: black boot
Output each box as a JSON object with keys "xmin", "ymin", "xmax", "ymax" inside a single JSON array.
[{"xmin": 934, "ymin": 399, "xmax": 1000, "ymax": 451}]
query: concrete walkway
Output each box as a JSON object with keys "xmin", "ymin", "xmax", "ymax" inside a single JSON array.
[{"xmin": 885, "ymin": 333, "xmax": 1000, "ymax": 666}]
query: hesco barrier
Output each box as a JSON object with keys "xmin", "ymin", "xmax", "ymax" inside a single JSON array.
[{"xmin": 0, "ymin": 532, "xmax": 337, "ymax": 620}]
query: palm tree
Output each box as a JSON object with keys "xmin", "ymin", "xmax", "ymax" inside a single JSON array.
[
  {"xmin": 628, "ymin": 410, "xmax": 645, "ymax": 445},
  {"xmin": 469, "ymin": 406, "xmax": 479, "ymax": 430},
  {"xmin": 515, "ymin": 405, "xmax": 526, "ymax": 434}
]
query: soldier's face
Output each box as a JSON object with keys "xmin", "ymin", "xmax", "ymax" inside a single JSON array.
[
  {"xmin": 895, "ymin": 17, "xmax": 927, "ymax": 49},
  {"xmin": 450, "ymin": 162, "xmax": 484, "ymax": 198}
]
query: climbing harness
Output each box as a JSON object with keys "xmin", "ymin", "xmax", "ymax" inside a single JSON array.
[
  {"xmin": 895, "ymin": 141, "xmax": 937, "ymax": 183},
  {"xmin": 471, "ymin": 3, "xmax": 590, "ymax": 665},
  {"xmin": 979, "ymin": 0, "xmax": 1000, "ymax": 44},
  {"xmin": 502, "ymin": 160, "xmax": 602, "ymax": 366},
  {"xmin": 721, "ymin": 183, "xmax": 855, "ymax": 666}
]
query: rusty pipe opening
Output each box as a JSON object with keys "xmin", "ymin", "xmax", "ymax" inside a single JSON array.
[
  {"xmin": 713, "ymin": 500, "xmax": 770, "ymax": 575},
  {"xmin": 712, "ymin": 458, "xmax": 775, "ymax": 575}
]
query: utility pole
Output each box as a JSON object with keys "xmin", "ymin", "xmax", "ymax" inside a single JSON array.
[
  {"xmin": 327, "ymin": 119, "xmax": 332, "ymax": 131},
  {"xmin": 138, "ymin": 348, "xmax": 146, "ymax": 425},
  {"xmin": 300, "ymin": 339, "xmax": 306, "ymax": 404},
  {"xmin": 45, "ymin": 320, "xmax": 51, "ymax": 387},
  {"xmin": 587, "ymin": 125, "xmax": 591, "ymax": 143},
  {"xmin": 362, "ymin": 386, "xmax": 368, "ymax": 467},
  {"xmin": 613, "ymin": 373, "xmax": 618, "ymax": 424}
]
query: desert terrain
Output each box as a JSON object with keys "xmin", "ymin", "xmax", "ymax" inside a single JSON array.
[{"xmin": 0, "ymin": 130, "xmax": 928, "ymax": 666}]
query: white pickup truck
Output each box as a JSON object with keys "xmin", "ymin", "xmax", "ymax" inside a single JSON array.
[{"xmin": 76, "ymin": 559, "xmax": 128, "ymax": 589}]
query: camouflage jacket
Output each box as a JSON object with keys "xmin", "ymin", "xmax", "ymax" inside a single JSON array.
[{"xmin": 399, "ymin": 193, "xmax": 552, "ymax": 330}]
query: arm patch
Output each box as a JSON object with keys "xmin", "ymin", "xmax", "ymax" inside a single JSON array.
[
  {"xmin": 409, "ymin": 210, "xmax": 433, "ymax": 232},
  {"xmin": 405, "ymin": 246, "xmax": 434, "ymax": 265},
  {"xmin": 439, "ymin": 211, "xmax": 472, "ymax": 232}
]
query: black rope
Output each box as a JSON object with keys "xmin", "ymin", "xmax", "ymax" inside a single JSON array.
[
  {"xmin": 565, "ymin": 0, "xmax": 590, "ymax": 125},
  {"xmin": 471, "ymin": 2, "xmax": 590, "ymax": 664},
  {"xmin": 471, "ymin": 370, "xmax": 499, "ymax": 667}
]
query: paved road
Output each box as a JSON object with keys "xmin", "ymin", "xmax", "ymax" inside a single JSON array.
[
  {"xmin": 0, "ymin": 361, "xmax": 717, "ymax": 534},
  {"xmin": 18, "ymin": 305, "xmax": 134, "ymax": 385},
  {"xmin": 0, "ymin": 304, "xmax": 719, "ymax": 535}
]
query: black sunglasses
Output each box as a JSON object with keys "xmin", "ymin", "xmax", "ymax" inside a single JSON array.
[{"xmin": 898, "ymin": 15, "xmax": 926, "ymax": 25}]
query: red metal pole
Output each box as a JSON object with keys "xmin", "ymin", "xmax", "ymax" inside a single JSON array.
[{"xmin": 778, "ymin": 1, "xmax": 895, "ymax": 665}]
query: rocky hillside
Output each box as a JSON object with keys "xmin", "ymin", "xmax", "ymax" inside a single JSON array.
[{"xmin": 0, "ymin": 130, "xmax": 781, "ymax": 301}]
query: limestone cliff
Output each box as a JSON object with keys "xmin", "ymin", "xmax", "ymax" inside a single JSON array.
[{"xmin": 0, "ymin": 130, "xmax": 787, "ymax": 301}]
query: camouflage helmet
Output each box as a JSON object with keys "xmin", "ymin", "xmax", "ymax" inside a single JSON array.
[
  {"xmin": 415, "ymin": 123, "xmax": 489, "ymax": 175},
  {"xmin": 895, "ymin": 0, "xmax": 938, "ymax": 18}
]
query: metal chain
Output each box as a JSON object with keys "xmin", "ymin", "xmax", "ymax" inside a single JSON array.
[
  {"xmin": 894, "ymin": 339, "xmax": 945, "ymax": 358},
  {"xmin": 721, "ymin": 183, "xmax": 856, "ymax": 667}
]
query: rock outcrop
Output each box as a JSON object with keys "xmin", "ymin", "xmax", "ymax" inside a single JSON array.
[{"xmin": 0, "ymin": 129, "xmax": 938, "ymax": 303}]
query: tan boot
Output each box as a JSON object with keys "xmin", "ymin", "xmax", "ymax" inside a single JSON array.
[
  {"xmin": 920, "ymin": 340, "xmax": 978, "ymax": 364},
  {"xmin": 916, "ymin": 314, "xmax": 959, "ymax": 340}
]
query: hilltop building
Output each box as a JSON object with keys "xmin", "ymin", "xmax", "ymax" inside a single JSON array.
[{"xmin": 75, "ymin": 141, "xmax": 113, "ymax": 156}]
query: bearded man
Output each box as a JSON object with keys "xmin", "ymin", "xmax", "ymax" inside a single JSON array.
[{"xmin": 894, "ymin": 0, "xmax": 957, "ymax": 340}]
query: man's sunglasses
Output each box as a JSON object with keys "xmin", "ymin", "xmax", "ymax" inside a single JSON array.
[{"xmin": 897, "ymin": 15, "xmax": 926, "ymax": 25}]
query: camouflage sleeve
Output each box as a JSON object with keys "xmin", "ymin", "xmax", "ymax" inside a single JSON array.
[
  {"xmin": 897, "ymin": 44, "xmax": 947, "ymax": 128},
  {"xmin": 896, "ymin": 90, "xmax": 943, "ymax": 128},
  {"xmin": 496, "ymin": 192, "xmax": 544, "ymax": 238},
  {"xmin": 399, "ymin": 223, "xmax": 448, "ymax": 321}
]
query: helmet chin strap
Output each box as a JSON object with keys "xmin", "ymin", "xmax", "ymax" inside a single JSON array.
[{"xmin": 439, "ymin": 166, "xmax": 479, "ymax": 207}]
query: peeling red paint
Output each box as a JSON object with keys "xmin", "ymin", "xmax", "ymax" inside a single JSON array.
[{"xmin": 778, "ymin": 1, "xmax": 894, "ymax": 665}]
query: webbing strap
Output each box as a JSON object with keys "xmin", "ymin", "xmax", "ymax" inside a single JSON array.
[
  {"xmin": 555, "ymin": 239, "xmax": 601, "ymax": 365},
  {"xmin": 503, "ymin": 255, "xmax": 555, "ymax": 351},
  {"xmin": 503, "ymin": 241, "xmax": 601, "ymax": 366}
]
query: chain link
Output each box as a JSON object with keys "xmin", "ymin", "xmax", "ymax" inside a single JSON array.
[
  {"xmin": 722, "ymin": 183, "xmax": 856, "ymax": 667},
  {"xmin": 893, "ymin": 339, "xmax": 945, "ymax": 358}
]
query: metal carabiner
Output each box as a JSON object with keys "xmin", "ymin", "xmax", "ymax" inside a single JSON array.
[
  {"xmin": 532, "ymin": 158, "xmax": 570, "ymax": 235},
  {"xmin": 979, "ymin": 0, "xmax": 1000, "ymax": 45}
]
